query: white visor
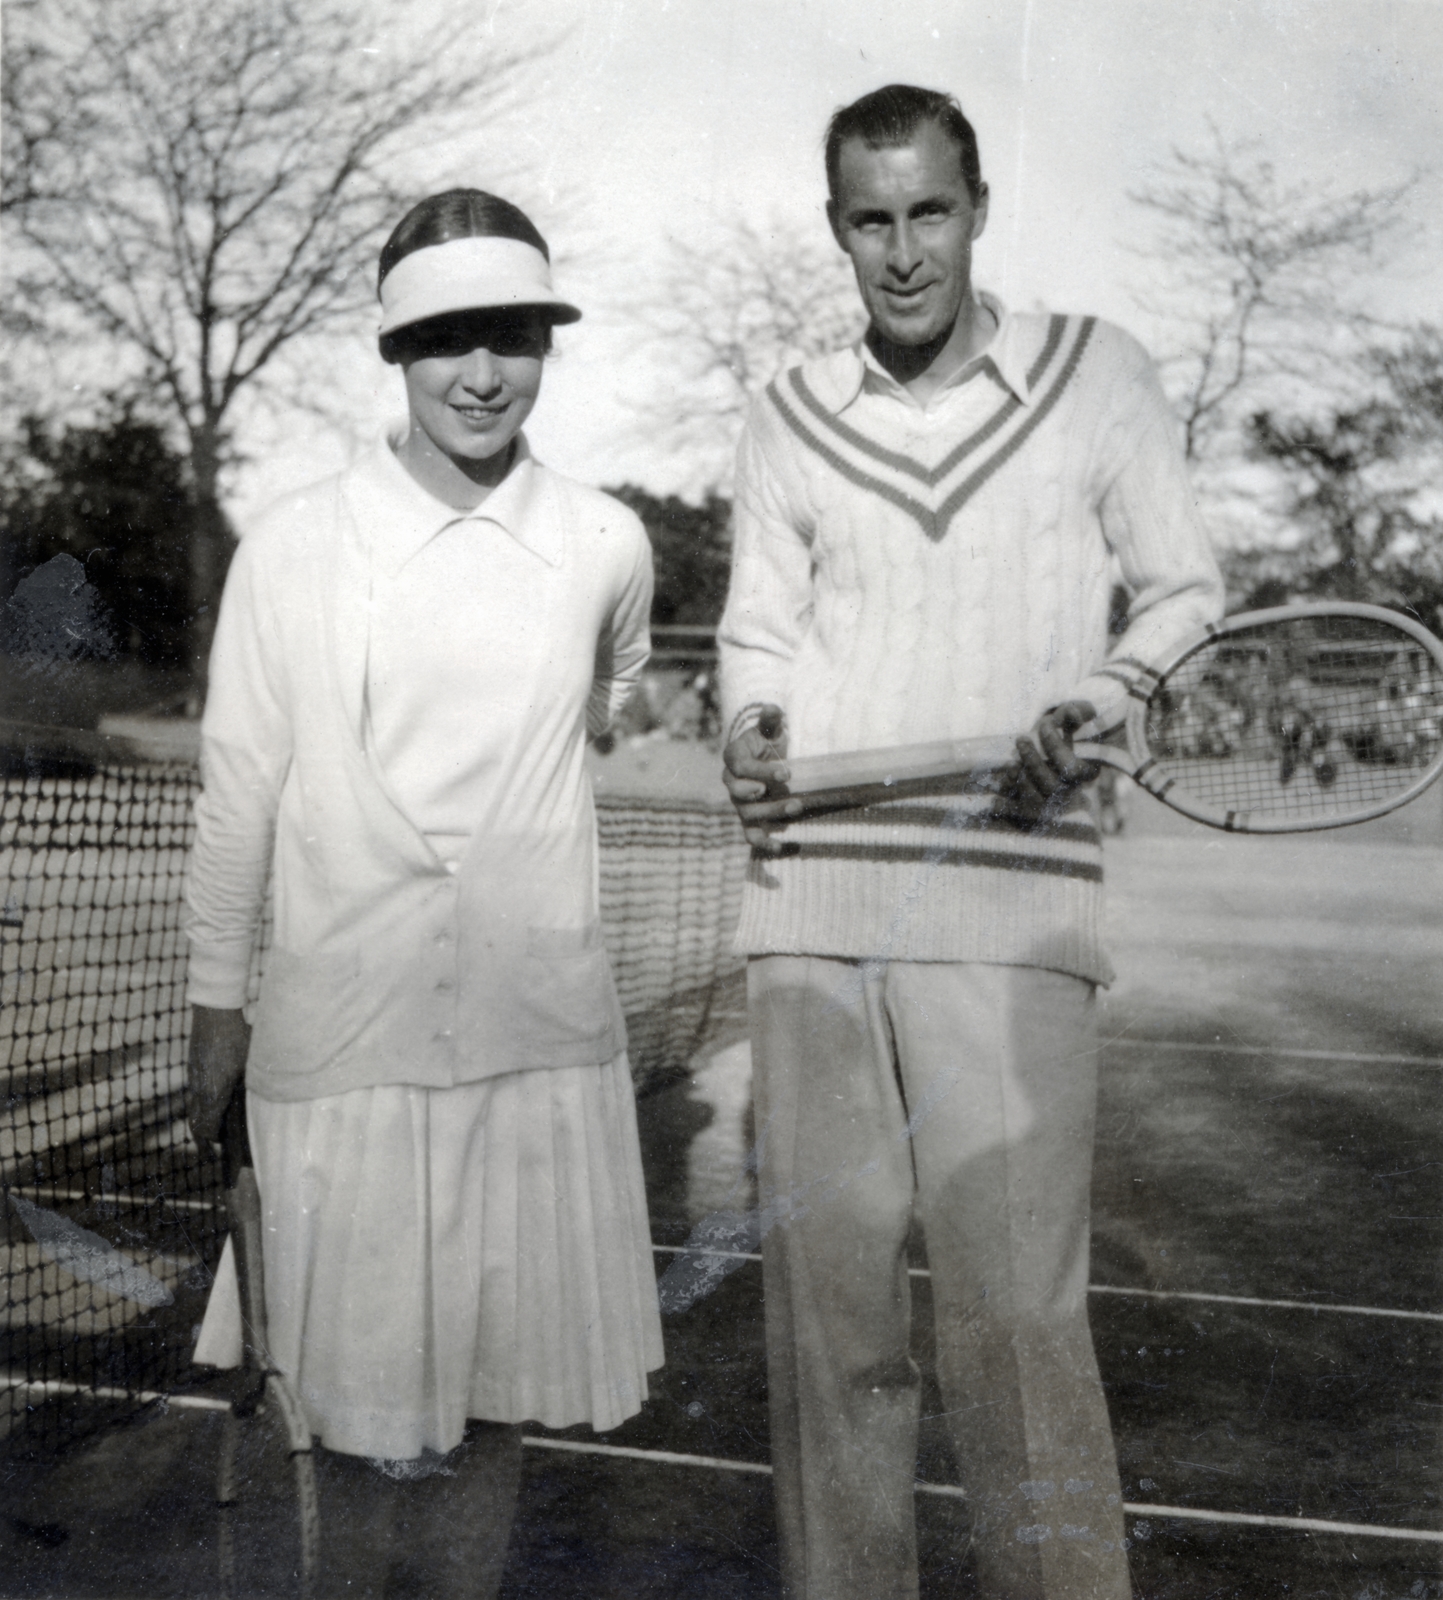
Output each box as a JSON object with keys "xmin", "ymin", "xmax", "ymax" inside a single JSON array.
[{"xmin": 378, "ymin": 235, "xmax": 581, "ymax": 339}]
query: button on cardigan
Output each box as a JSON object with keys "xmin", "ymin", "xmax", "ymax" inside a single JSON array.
[
  {"xmin": 717, "ymin": 297, "xmax": 1224, "ymax": 983},
  {"xmin": 185, "ymin": 437, "xmax": 653, "ymax": 1102}
]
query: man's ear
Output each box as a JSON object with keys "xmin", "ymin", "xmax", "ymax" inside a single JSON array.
[
  {"xmin": 971, "ymin": 182, "xmax": 991, "ymax": 242},
  {"xmin": 826, "ymin": 198, "xmax": 845, "ymax": 249}
]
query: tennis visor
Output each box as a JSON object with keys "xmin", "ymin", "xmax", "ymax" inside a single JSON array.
[{"xmin": 378, "ymin": 236, "xmax": 581, "ymax": 337}]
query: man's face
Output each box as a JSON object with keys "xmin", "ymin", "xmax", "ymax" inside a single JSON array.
[{"xmin": 827, "ymin": 120, "xmax": 989, "ymax": 349}]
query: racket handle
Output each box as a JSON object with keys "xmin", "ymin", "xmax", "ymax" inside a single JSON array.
[
  {"xmin": 737, "ymin": 735, "xmax": 1130, "ymax": 824},
  {"xmin": 219, "ymin": 1082, "xmax": 252, "ymax": 1190},
  {"xmin": 780, "ymin": 734, "xmax": 1022, "ymax": 795}
]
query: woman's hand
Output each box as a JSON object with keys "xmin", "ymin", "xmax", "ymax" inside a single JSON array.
[
  {"xmin": 188, "ymin": 1006, "xmax": 251, "ymax": 1146},
  {"xmin": 1011, "ymin": 701, "xmax": 1101, "ymax": 818},
  {"xmin": 723, "ymin": 704, "xmax": 799, "ymax": 855}
]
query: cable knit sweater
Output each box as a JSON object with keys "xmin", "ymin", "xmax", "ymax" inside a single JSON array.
[{"xmin": 717, "ymin": 297, "xmax": 1223, "ymax": 983}]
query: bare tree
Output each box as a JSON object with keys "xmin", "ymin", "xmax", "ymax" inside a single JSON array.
[
  {"xmin": 1, "ymin": 2, "xmax": 98, "ymax": 219},
  {"xmin": 1128, "ymin": 126, "xmax": 1415, "ymax": 467},
  {"xmin": 629, "ymin": 217, "xmax": 864, "ymax": 495},
  {"xmin": 3, "ymin": 0, "xmax": 554, "ymax": 672}
]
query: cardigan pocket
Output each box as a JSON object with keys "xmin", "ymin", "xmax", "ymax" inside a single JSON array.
[
  {"xmin": 247, "ymin": 945, "xmax": 365, "ymax": 1080},
  {"xmin": 508, "ymin": 923, "xmax": 621, "ymax": 1057}
]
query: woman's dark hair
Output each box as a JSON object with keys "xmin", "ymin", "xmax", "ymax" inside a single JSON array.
[
  {"xmin": 824, "ymin": 84, "xmax": 983, "ymax": 206},
  {"xmin": 378, "ymin": 189, "xmax": 556, "ymax": 364},
  {"xmin": 378, "ymin": 189, "xmax": 551, "ymax": 289}
]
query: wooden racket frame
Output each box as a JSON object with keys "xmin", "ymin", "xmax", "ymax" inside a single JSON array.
[
  {"xmin": 216, "ymin": 1087, "xmax": 320, "ymax": 1600},
  {"xmin": 738, "ymin": 603, "xmax": 1443, "ymax": 835}
]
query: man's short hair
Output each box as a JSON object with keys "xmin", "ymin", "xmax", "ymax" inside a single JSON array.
[{"xmin": 824, "ymin": 84, "xmax": 983, "ymax": 206}]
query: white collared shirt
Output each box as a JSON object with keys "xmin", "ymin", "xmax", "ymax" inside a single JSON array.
[
  {"xmin": 185, "ymin": 436, "xmax": 652, "ymax": 1099},
  {"xmin": 844, "ymin": 292, "xmax": 1033, "ymax": 413}
]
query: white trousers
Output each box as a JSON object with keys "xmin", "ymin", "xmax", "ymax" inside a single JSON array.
[{"xmin": 749, "ymin": 956, "xmax": 1132, "ymax": 1600}]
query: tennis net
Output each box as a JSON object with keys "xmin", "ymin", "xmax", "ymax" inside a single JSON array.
[{"xmin": 1, "ymin": 721, "xmax": 746, "ymax": 1452}]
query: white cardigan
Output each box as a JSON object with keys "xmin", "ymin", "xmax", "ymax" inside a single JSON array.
[{"xmin": 185, "ymin": 438, "xmax": 652, "ymax": 1101}]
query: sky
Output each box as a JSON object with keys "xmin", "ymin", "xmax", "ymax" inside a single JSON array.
[{"xmin": 230, "ymin": 0, "xmax": 1443, "ymax": 520}]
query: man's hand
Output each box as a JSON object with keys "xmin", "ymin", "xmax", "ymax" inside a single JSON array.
[
  {"xmin": 1011, "ymin": 700, "xmax": 1101, "ymax": 818},
  {"xmin": 188, "ymin": 1006, "xmax": 250, "ymax": 1147},
  {"xmin": 723, "ymin": 705, "xmax": 799, "ymax": 855}
]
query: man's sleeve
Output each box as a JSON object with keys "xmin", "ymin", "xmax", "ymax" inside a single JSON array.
[
  {"xmin": 588, "ymin": 515, "xmax": 654, "ymax": 737},
  {"xmin": 1071, "ymin": 341, "xmax": 1225, "ymax": 730},
  {"xmin": 183, "ymin": 533, "xmax": 292, "ymax": 1009},
  {"xmin": 717, "ymin": 402, "xmax": 816, "ymax": 741}
]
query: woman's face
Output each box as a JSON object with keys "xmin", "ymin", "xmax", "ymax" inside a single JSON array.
[{"xmin": 399, "ymin": 310, "xmax": 547, "ymax": 471}]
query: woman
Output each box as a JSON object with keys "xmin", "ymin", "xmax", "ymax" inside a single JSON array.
[{"xmin": 186, "ymin": 190, "xmax": 661, "ymax": 1597}]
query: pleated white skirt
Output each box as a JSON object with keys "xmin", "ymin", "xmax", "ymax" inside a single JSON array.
[{"xmin": 194, "ymin": 1053, "xmax": 664, "ymax": 1460}]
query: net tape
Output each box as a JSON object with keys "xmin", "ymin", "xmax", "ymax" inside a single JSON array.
[{"xmin": 1, "ymin": 741, "xmax": 746, "ymax": 1451}]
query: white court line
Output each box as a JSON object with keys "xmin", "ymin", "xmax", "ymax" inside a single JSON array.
[
  {"xmin": 1113, "ymin": 1503, "xmax": 1443, "ymax": 1544},
  {"xmin": 653, "ymin": 1243, "xmax": 757, "ymax": 1260},
  {"xmin": 1087, "ymin": 1284, "xmax": 1443, "ymax": 1324},
  {"xmin": 651, "ymin": 1245, "xmax": 1443, "ymax": 1324},
  {"xmin": 523, "ymin": 1435, "xmax": 1443, "ymax": 1544},
  {"xmin": 8, "ymin": 1377, "xmax": 1439, "ymax": 1546},
  {"xmin": 522, "ymin": 1435, "xmax": 772, "ymax": 1476},
  {"xmin": 1105, "ymin": 1038, "xmax": 1443, "ymax": 1068}
]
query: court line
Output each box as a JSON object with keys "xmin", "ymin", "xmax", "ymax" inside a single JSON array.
[
  {"xmin": 651, "ymin": 1245, "xmax": 1443, "ymax": 1323},
  {"xmin": 1087, "ymin": 1283, "xmax": 1443, "ymax": 1324},
  {"xmin": 522, "ymin": 1435, "xmax": 772, "ymax": 1476},
  {"xmin": 1114, "ymin": 1502, "xmax": 1443, "ymax": 1544},
  {"xmin": 522, "ymin": 1435, "xmax": 1443, "ymax": 1544},
  {"xmin": 9, "ymin": 1378, "xmax": 1439, "ymax": 1546},
  {"xmin": 1104, "ymin": 1038, "xmax": 1443, "ymax": 1068}
]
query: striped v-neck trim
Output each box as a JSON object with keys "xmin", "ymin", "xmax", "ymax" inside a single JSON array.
[{"xmin": 766, "ymin": 314, "xmax": 1096, "ymax": 541}]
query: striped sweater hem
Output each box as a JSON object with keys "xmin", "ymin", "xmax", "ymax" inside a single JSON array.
[{"xmin": 732, "ymin": 794, "xmax": 1113, "ymax": 986}]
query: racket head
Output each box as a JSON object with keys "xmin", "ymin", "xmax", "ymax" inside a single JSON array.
[
  {"xmin": 1118, "ymin": 602, "xmax": 1443, "ymax": 832},
  {"xmin": 217, "ymin": 1379, "xmax": 319, "ymax": 1600}
]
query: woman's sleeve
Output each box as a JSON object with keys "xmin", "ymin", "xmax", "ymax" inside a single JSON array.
[
  {"xmin": 183, "ymin": 533, "xmax": 293, "ymax": 1009},
  {"xmin": 587, "ymin": 518, "xmax": 654, "ymax": 738}
]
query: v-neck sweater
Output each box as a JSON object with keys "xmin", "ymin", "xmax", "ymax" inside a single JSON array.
[
  {"xmin": 717, "ymin": 299, "xmax": 1223, "ymax": 983},
  {"xmin": 184, "ymin": 437, "xmax": 653, "ymax": 1100}
]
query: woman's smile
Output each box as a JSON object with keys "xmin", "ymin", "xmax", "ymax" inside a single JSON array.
[{"xmin": 394, "ymin": 309, "xmax": 548, "ymax": 504}]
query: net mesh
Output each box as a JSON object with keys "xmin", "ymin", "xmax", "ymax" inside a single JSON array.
[
  {"xmin": 1143, "ymin": 612, "xmax": 1443, "ymax": 826},
  {"xmin": 1, "ymin": 736, "xmax": 745, "ymax": 1453}
]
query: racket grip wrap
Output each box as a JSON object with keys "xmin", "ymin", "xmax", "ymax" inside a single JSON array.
[{"xmin": 219, "ymin": 1084, "xmax": 252, "ymax": 1188}]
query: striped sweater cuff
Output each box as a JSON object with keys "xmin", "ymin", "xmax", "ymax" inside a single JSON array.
[{"xmin": 726, "ymin": 702, "xmax": 783, "ymax": 747}]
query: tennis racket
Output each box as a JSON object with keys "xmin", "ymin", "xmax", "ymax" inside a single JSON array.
[
  {"xmin": 216, "ymin": 1086, "xmax": 320, "ymax": 1599},
  {"xmin": 738, "ymin": 603, "xmax": 1443, "ymax": 834}
]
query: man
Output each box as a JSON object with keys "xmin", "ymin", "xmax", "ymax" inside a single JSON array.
[{"xmin": 718, "ymin": 84, "xmax": 1222, "ymax": 1599}]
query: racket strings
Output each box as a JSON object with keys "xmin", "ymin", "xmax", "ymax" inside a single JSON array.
[{"xmin": 1143, "ymin": 616, "xmax": 1443, "ymax": 822}]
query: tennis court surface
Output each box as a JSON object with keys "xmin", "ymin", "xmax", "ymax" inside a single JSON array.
[{"xmin": 3, "ymin": 741, "xmax": 1440, "ymax": 1598}]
